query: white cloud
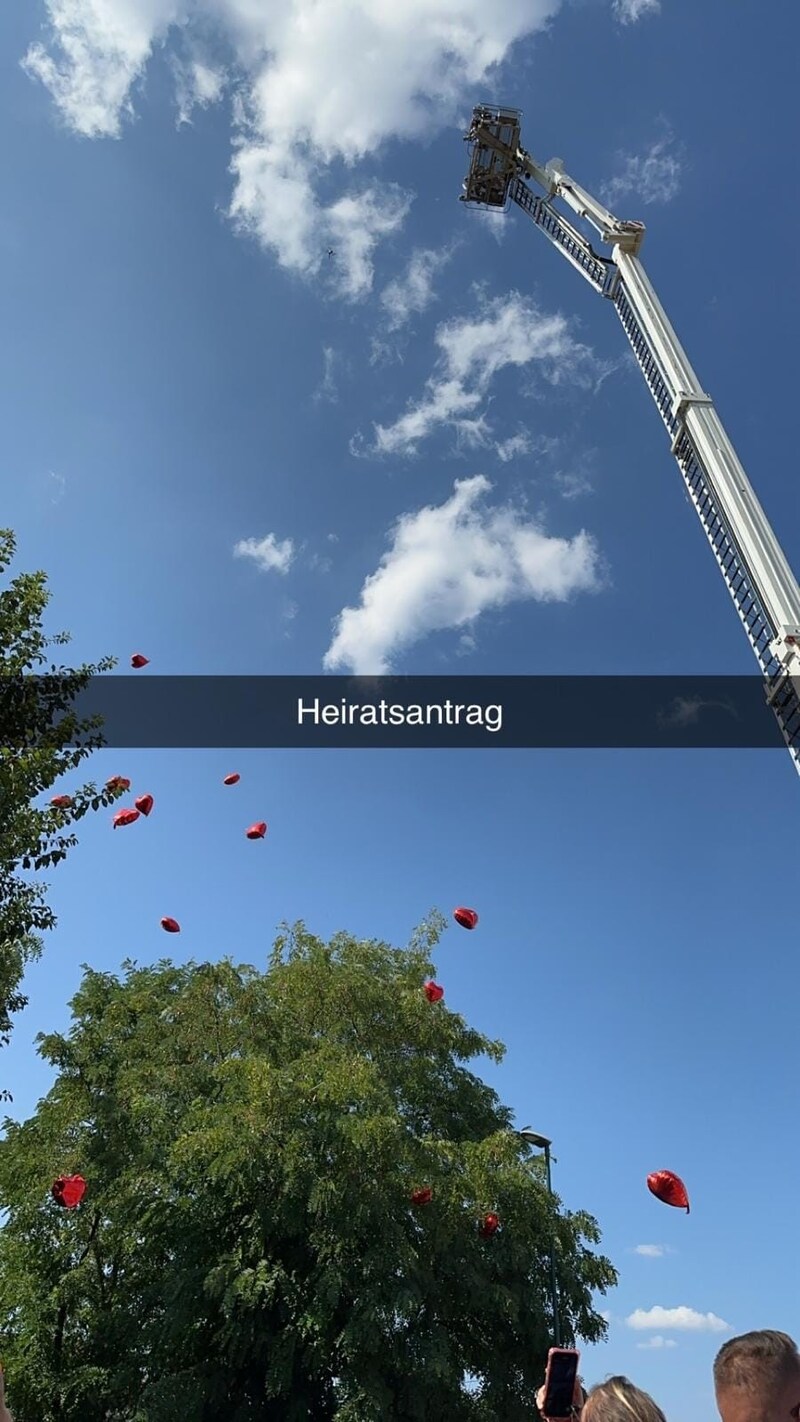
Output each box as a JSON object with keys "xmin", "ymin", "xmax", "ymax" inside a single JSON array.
[
  {"xmin": 613, "ymin": 0, "xmax": 661, "ymax": 22},
  {"xmin": 23, "ymin": 0, "xmax": 564, "ymax": 293},
  {"xmin": 656, "ymin": 696, "xmax": 737, "ymax": 728},
  {"xmin": 627, "ymin": 1306, "xmax": 730, "ymax": 1333},
  {"xmin": 48, "ymin": 469, "xmax": 67, "ymax": 505},
  {"xmin": 370, "ymin": 291, "xmax": 601, "ymax": 456},
  {"xmin": 314, "ymin": 346, "xmax": 340, "ymax": 404},
  {"xmin": 603, "ymin": 133, "xmax": 684, "ymax": 207},
  {"xmin": 173, "ymin": 53, "xmax": 225, "ymax": 127},
  {"xmin": 22, "ymin": 0, "xmax": 184, "ymax": 140},
  {"xmin": 555, "ymin": 469, "xmax": 593, "ymax": 500},
  {"xmin": 380, "ymin": 247, "xmax": 454, "ymax": 331},
  {"xmin": 634, "ymin": 1244, "xmax": 666, "ymax": 1258},
  {"xmin": 323, "ymin": 474, "xmax": 602, "ymax": 674},
  {"xmin": 473, "ymin": 208, "xmax": 508, "ymax": 243},
  {"xmin": 233, "ymin": 533, "xmax": 295, "ymax": 574},
  {"xmin": 327, "ymin": 187, "xmax": 413, "ymax": 300},
  {"xmin": 637, "ymin": 1336, "xmax": 677, "ymax": 1350},
  {"xmin": 496, "ymin": 431, "xmax": 533, "ymax": 463}
]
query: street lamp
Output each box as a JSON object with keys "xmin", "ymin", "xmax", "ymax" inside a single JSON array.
[{"xmin": 519, "ymin": 1127, "xmax": 561, "ymax": 1347}]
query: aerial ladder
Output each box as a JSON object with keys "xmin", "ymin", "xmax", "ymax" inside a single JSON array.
[{"xmin": 460, "ymin": 106, "xmax": 800, "ymax": 778}]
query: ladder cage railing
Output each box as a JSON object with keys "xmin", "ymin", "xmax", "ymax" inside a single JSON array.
[{"xmin": 501, "ymin": 170, "xmax": 800, "ymax": 772}]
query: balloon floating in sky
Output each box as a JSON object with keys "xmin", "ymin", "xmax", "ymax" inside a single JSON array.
[
  {"xmin": 424, "ymin": 981, "xmax": 444, "ymax": 1003},
  {"xmin": 131, "ymin": 654, "xmax": 149, "ymax": 668},
  {"xmin": 246, "ymin": 822, "xmax": 267, "ymax": 840},
  {"xmin": 106, "ymin": 776, "xmax": 131, "ymax": 792},
  {"xmin": 161, "ymin": 917, "xmax": 181, "ymax": 934},
  {"xmin": 411, "ymin": 1187, "xmax": 433, "ymax": 1206},
  {"xmin": 50, "ymin": 795, "xmax": 73, "ymax": 809},
  {"xmin": 223, "ymin": 773, "xmax": 240, "ymax": 786},
  {"xmin": 134, "ymin": 794, "xmax": 154, "ymax": 817},
  {"xmin": 51, "ymin": 1174, "xmax": 86, "ymax": 1209},
  {"xmin": 454, "ymin": 907, "xmax": 478, "ymax": 931},
  {"xmin": 479, "ymin": 1212, "xmax": 500, "ymax": 1238},
  {"xmin": 113, "ymin": 807, "xmax": 140, "ymax": 829},
  {"xmin": 647, "ymin": 1169, "xmax": 690, "ymax": 1213}
]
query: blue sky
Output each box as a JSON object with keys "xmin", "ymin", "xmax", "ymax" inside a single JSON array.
[{"xmin": 2, "ymin": 0, "xmax": 799, "ymax": 1416}]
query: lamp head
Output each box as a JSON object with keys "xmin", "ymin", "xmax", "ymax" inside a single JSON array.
[{"xmin": 519, "ymin": 1127, "xmax": 552, "ymax": 1149}]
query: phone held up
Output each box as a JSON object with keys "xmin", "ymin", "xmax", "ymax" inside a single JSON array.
[{"xmin": 542, "ymin": 1347, "xmax": 580, "ymax": 1420}]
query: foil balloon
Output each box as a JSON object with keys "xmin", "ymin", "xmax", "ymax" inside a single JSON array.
[
  {"xmin": 113, "ymin": 807, "xmax": 140, "ymax": 828},
  {"xmin": 51, "ymin": 1174, "xmax": 86, "ymax": 1209},
  {"xmin": 647, "ymin": 1169, "xmax": 690, "ymax": 1213},
  {"xmin": 454, "ymin": 907, "xmax": 478, "ymax": 931}
]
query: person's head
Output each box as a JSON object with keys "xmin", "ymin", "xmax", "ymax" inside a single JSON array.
[
  {"xmin": 581, "ymin": 1376, "xmax": 667, "ymax": 1422},
  {"xmin": 714, "ymin": 1331, "xmax": 800, "ymax": 1422}
]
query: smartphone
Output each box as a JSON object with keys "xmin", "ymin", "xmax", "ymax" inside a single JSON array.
[{"xmin": 542, "ymin": 1347, "xmax": 580, "ymax": 1420}]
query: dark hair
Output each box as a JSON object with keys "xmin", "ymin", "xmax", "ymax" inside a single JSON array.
[
  {"xmin": 583, "ymin": 1376, "xmax": 667, "ymax": 1422},
  {"xmin": 714, "ymin": 1332, "xmax": 800, "ymax": 1395}
]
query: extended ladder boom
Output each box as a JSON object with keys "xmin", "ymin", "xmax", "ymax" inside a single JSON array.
[{"xmin": 460, "ymin": 106, "xmax": 800, "ymax": 776}]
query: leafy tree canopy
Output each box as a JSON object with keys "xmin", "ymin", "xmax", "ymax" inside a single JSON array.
[
  {"xmin": 0, "ymin": 528, "xmax": 121, "ymax": 1084},
  {"xmin": 0, "ymin": 918, "xmax": 617, "ymax": 1420}
]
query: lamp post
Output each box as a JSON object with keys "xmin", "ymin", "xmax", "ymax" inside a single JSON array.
[{"xmin": 519, "ymin": 1127, "xmax": 561, "ymax": 1347}]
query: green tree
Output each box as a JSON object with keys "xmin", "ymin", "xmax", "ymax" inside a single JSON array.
[
  {"xmin": 0, "ymin": 919, "xmax": 616, "ymax": 1420},
  {"xmin": 0, "ymin": 528, "xmax": 122, "ymax": 1089}
]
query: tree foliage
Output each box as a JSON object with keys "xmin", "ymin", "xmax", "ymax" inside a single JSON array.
[
  {"xmin": 0, "ymin": 529, "xmax": 121, "ymax": 1083},
  {"xmin": 0, "ymin": 918, "xmax": 617, "ymax": 1420}
]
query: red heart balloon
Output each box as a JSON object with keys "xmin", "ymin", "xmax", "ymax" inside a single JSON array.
[
  {"xmin": 647, "ymin": 1169, "xmax": 690, "ymax": 1213},
  {"xmin": 161, "ymin": 917, "xmax": 181, "ymax": 934},
  {"xmin": 223, "ymin": 773, "xmax": 240, "ymax": 785},
  {"xmin": 454, "ymin": 907, "xmax": 478, "ymax": 930},
  {"xmin": 479, "ymin": 1212, "xmax": 500, "ymax": 1238},
  {"xmin": 246, "ymin": 822, "xmax": 267, "ymax": 840},
  {"xmin": 134, "ymin": 794, "xmax": 154, "ymax": 817},
  {"xmin": 131, "ymin": 654, "xmax": 149, "ymax": 668},
  {"xmin": 411, "ymin": 1187, "xmax": 433, "ymax": 1206},
  {"xmin": 52, "ymin": 1174, "xmax": 86, "ymax": 1209},
  {"xmin": 424, "ymin": 981, "xmax": 444, "ymax": 1003},
  {"xmin": 113, "ymin": 807, "xmax": 140, "ymax": 828}
]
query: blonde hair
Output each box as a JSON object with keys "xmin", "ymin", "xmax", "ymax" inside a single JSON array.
[{"xmin": 583, "ymin": 1376, "xmax": 668, "ymax": 1422}]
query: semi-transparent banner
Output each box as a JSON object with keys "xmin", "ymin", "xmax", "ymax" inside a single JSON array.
[{"xmin": 2, "ymin": 676, "xmax": 796, "ymax": 750}]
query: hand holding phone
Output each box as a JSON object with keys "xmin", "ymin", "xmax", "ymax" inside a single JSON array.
[{"xmin": 538, "ymin": 1348, "xmax": 581, "ymax": 1421}]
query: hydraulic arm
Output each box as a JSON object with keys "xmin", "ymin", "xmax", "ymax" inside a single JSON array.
[{"xmin": 460, "ymin": 106, "xmax": 800, "ymax": 777}]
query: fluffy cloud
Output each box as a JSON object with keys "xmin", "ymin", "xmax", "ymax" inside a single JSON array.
[
  {"xmin": 314, "ymin": 346, "xmax": 340, "ymax": 405},
  {"xmin": 172, "ymin": 53, "xmax": 226, "ymax": 127},
  {"xmin": 22, "ymin": 0, "xmax": 185, "ymax": 140},
  {"xmin": 637, "ymin": 1336, "xmax": 677, "ymax": 1350},
  {"xmin": 22, "ymin": 0, "xmax": 563, "ymax": 294},
  {"xmin": 380, "ymin": 247, "xmax": 455, "ymax": 331},
  {"xmin": 627, "ymin": 1306, "xmax": 730, "ymax": 1333},
  {"xmin": 323, "ymin": 474, "xmax": 602, "ymax": 674},
  {"xmin": 634, "ymin": 1244, "xmax": 666, "ymax": 1258},
  {"xmin": 612, "ymin": 0, "xmax": 661, "ymax": 21},
  {"xmin": 603, "ymin": 133, "xmax": 684, "ymax": 207},
  {"xmin": 496, "ymin": 431, "xmax": 534, "ymax": 463},
  {"xmin": 369, "ymin": 291, "xmax": 603, "ymax": 456},
  {"xmin": 234, "ymin": 533, "xmax": 295, "ymax": 574},
  {"xmin": 555, "ymin": 469, "xmax": 593, "ymax": 500}
]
